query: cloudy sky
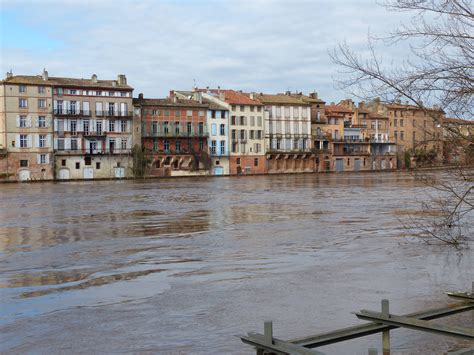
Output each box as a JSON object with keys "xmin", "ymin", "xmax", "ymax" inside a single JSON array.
[{"xmin": 1, "ymin": 0, "xmax": 410, "ymax": 102}]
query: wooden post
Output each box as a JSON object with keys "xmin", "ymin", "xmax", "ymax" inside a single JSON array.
[
  {"xmin": 264, "ymin": 320, "xmax": 273, "ymax": 345},
  {"xmin": 382, "ymin": 299, "xmax": 390, "ymax": 355}
]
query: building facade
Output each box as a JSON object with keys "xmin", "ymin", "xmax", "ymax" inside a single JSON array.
[
  {"xmin": 174, "ymin": 90, "xmax": 230, "ymax": 175},
  {"xmin": 134, "ymin": 95, "xmax": 210, "ymax": 177},
  {"xmin": 256, "ymin": 92, "xmax": 315, "ymax": 173},
  {"xmin": 52, "ymin": 74, "xmax": 134, "ymax": 180},
  {"xmin": 0, "ymin": 71, "xmax": 54, "ymax": 181}
]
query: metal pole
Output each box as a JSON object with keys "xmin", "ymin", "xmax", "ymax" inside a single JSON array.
[
  {"xmin": 264, "ymin": 321, "xmax": 273, "ymax": 345},
  {"xmin": 382, "ymin": 299, "xmax": 390, "ymax": 355}
]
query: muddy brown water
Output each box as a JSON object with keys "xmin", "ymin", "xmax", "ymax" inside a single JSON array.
[{"xmin": 0, "ymin": 172, "xmax": 472, "ymax": 354}]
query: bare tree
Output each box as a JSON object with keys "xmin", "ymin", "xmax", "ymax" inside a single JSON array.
[{"xmin": 331, "ymin": 0, "xmax": 473, "ymax": 247}]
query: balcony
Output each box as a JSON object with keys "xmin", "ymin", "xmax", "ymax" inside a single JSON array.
[
  {"xmin": 55, "ymin": 148, "xmax": 131, "ymax": 155},
  {"xmin": 54, "ymin": 109, "xmax": 87, "ymax": 116},
  {"xmin": 266, "ymin": 148, "xmax": 313, "ymax": 155},
  {"xmin": 83, "ymin": 131, "xmax": 106, "ymax": 138},
  {"xmin": 142, "ymin": 127, "xmax": 209, "ymax": 138},
  {"xmin": 333, "ymin": 150, "xmax": 371, "ymax": 156},
  {"xmin": 96, "ymin": 111, "xmax": 133, "ymax": 118},
  {"xmin": 333, "ymin": 138, "xmax": 368, "ymax": 143}
]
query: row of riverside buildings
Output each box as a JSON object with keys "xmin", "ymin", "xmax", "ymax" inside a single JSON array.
[{"xmin": 1, "ymin": 70, "xmax": 472, "ymax": 181}]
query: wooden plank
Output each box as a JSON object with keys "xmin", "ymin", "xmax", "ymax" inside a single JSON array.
[
  {"xmin": 356, "ymin": 311, "xmax": 474, "ymax": 339},
  {"xmin": 241, "ymin": 333, "xmax": 324, "ymax": 355},
  {"xmin": 290, "ymin": 303, "xmax": 474, "ymax": 348}
]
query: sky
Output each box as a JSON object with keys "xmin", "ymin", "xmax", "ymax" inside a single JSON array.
[{"xmin": 0, "ymin": 0, "xmax": 411, "ymax": 103}]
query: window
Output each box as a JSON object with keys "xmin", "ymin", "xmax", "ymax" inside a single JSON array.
[
  {"xmin": 19, "ymin": 159, "xmax": 28, "ymax": 168},
  {"xmin": 84, "ymin": 156, "xmax": 92, "ymax": 165},
  {"xmin": 38, "ymin": 116, "xmax": 46, "ymax": 128},
  {"xmin": 199, "ymin": 110, "xmax": 204, "ymax": 117},
  {"xmin": 250, "ymin": 130, "xmax": 255, "ymax": 139},
  {"xmin": 175, "ymin": 140, "xmax": 181, "ymax": 152},
  {"xmin": 39, "ymin": 154, "xmax": 46, "ymax": 164},
  {"xmin": 164, "ymin": 121, "xmax": 169, "ymax": 134},
  {"xmin": 255, "ymin": 143, "xmax": 261, "ymax": 153},
  {"xmin": 284, "ymin": 107, "xmax": 290, "ymax": 118},
  {"xmin": 164, "ymin": 140, "xmax": 170, "ymax": 152},
  {"xmin": 153, "ymin": 139, "xmax": 158, "ymax": 152},
  {"xmin": 231, "ymin": 105, "xmax": 236, "ymax": 111},
  {"xmin": 70, "ymin": 120, "xmax": 77, "ymax": 135},
  {"xmin": 39, "ymin": 134, "xmax": 46, "ymax": 148},
  {"xmin": 95, "ymin": 162, "xmax": 100, "ymax": 169},
  {"xmin": 400, "ymin": 119, "xmax": 404, "ymax": 127},
  {"xmin": 240, "ymin": 105, "xmax": 244, "ymax": 111},
  {"xmin": 97, "ymin": 121, "xmax": 102, "ymax": 135},
  {"xmin": 254, "ymin": 158, "xmax": 259, "ymax": 167},
  {"xmin": 293, "ymin": 107, "xmax": 299, "ymax": 118},
  {"xmin": 121, "ymin": 138, "xmax": 127, "ymax": 150},
  {"xmin": 19, "ymin": 85, "xmax": 27, "ymax": 93},
  {"xmin": 220, "ymin": 124, "xmax": 225, "ymax": 136},
  {"xmin": 240, "ymin": 129, "xmax": 246, "ymax": 140},
  {"xmin": 239, "ymin": 116, "xmax": 245, "ymax": 125},
  {"xmin": 220, "ymin": 141, "xmax": 225, "ymax": 155},
  {"xmin": 61, "ymin": 159, "xmax": 66, "ymax": 167},
  {"xmin": 19, "ymin": 115, "xmax": 27, "ymax": 127},
  {"xmin": 250, "ymin": 106, "xmax": 255, "ymax": 112},
  {"xmin": 232, "ymin": 142, "xmax": 238, "ymax": 153},
  {"xmin": 250, "ymin": 116, "xmax": 255, "ymax": 126},
  {"xmin": 257, "ymin": 130, "xmax": 262, "ymax": 139},
  {"xmin": 57, "ymin": 138, "xmax": 65, "ymax": 150},
  {"xmin": 257, "ymin": 116, "xmax": 262, "ymax": 127},
  {"xmin": 152, "ymin": 121, "xmax": 158, "ymax": 134},
  {"xmin": 83, "ymin": 120, "xmax": 90, "ymax": 134},
  {"xmin": 175, "ymin": 109, "xmax": 181, "ymax": 117},
  {"xmin": 211, "ymin": 140, "xmax": 217, "ymax": 154},
  {"xmin": 71, "ymin": 139, "xmax": 78, "ymax": 150},
  {"xmin": 121, "ymin": 120, "xmax": 126, "ymax": 132},
  {"xmin": 231, "ymin": 116, "xmax": 236, "ymax": 125},
  {"xmin": 198, "ymin": 122, "xmax": 204, "ymax": 135},
  {"xmin": 175, "ymin": 122, "xmax": 180, "ymax": 134},
  {"xmin": 394, "ymin": 131, "xmax": 398, "ymax": 140},
  {"xmin": 75, "ymin": 162, "xmax": 80, "ymax": 169},
  {"xmin": 257, "ymin": 106, "xmax": 262, "ymax": 112},
  {"xmin": 186, "ymin": 110, "xmax": 193, "ymax": 117},
  {"xmin": 187, "ymin": 122, "xmax": 192, "ymax": 134},
  {"xmin": 19, "ymin": 98, "xmax": 27, "ymax": 108},
  {"xmin": 211, "ymin": 110, "xmax": 216, "ymax": 119},
  {"xmin": 412, "ymin": 131, "xmax": 416, "ymax": 143},
  {"xmin": 400, "ymin": 131, "xmax": 405, "ymax": 140},
  {"xmin": 38, "ymin": 99, "xmax": 46, "ymax": 109},
  {"xmin": 236, "ymin": 157, "xmax": 241, "ymax": 165},
  {"xmin": 121, "ymin": 92, "xmax": 127, "ymax": 97},
  {"xmin": 231, "ymin": 129, "xmax": 237, "ymax": 140},
  {"xmin": 371, "ymin": 121, "xmax": 375, "ymax": 129},
  {"xmin": 285, "ymin": 121, "xmax": 290, "ymax": 134},
  {"xmin": 106, "ymin": 120, "xmax": 114, "ymax": 132},
  {"xmin": 302, "ymin": 108, "xmax": 308, "ymax": 118},
  {"xmin": 394, "ymin": 119, "xmax": 398, "ymax": 127},
  {"xmin": 20, "ymin": 134, "xmax": 28, "ymax": 148},
  {"xmin": 199, "ymin": 139, "xmax": 204, "ymax": 151},
  {"xmin": 276, "ymin": 106, "xmax": 282, "ymax": 118},
  {"xmin": 38, "ymin": 86, "xmax": 45, "ymax": 94},
  {"xmin": 413, "ymin": 119, "xmax": 416, "ymax": 127}
]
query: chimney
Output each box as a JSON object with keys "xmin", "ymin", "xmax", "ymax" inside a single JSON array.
[
  {"xmin": 206, "ymin": 86, "xmax": 210, "ymax": 93},
  {"xmin": 194, "ymin": 92, "xmax": 203, "ymax": 104},
  {"xmin": 250, "ymin": 92, "xmax": 255, "ymax": 100},
  {"xmin": 358, "ymin": 102, "xmax": 365, "ymax": 108},
  {"xmin": 42, "ymin": 68, "xmax": 48, "ymax": 81},
  {"xmin": 117, "ymin": 74, "xmax": 127, "ymax": 85},
  {"xmin": 5, "ymin": 70, "xmax": 12, "ymax": 79},
  {"xmin": 309, "ymin": 91, "xmax": 318, "ymax": 99},
  {"xmin": 172, "ymin": 95, "xmax": 178, "ymax": 103},
  {"xmin": 219, "ymin": 92, "xmax": 225, "ymax": 100},
  {"xmin": 169, "ymin": 90, "xmax": 175, "ymax": 98},
  {"xmin": 91, "ymin": 74, "xmax": 98, "ymax": 84},
  {"xmin": 138, "ymin": 93, "xmax": 143, "ymax": 99},
  {"xmin": 285, "ymin": 90, "xmax": 291, "ymax": 96},
  {"xmin": 217, "ymin": 86, "xmax": 221, "ymax": 94}
]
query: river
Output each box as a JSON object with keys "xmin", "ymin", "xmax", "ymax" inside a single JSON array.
[{"xmin": 0, "ymin": 172, "xmax": 472, "ymax": 354}]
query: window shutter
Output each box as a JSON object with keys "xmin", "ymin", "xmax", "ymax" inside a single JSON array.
[
  {"xmin": 54, "ymin": 119, "xmax": 58, "ymax": 131},
  {"xmin": 65, "ymin": 138, "xmax": 70, "ymax": 150},
  {"xmin": 26, "ymin": 116, "xmax": 32, "ymax": 128},
  {"xmin": 53, "ymin": 100, "xmax": 58, "ymax": 110},
  {"xmin": 45, "ymin": 154, "xmax": 50, "ymax": 164},
  {"xmin": 15, "ymin": 134, "xmax": 20, "ymax": 148},
  {"xmin": 77, "ymin": 101, "xmax": 81, "ymax": 111},
  {"xmin": 46, "ymin": 117, "xmax": 51, "ymax": 128},
  {"xmin": 46, "ymin": 134, "xmax": 51, "ymax": 148},
  {"xmin": 34, "ymin": 116, "xmax": 39, "ymax": 128},
  {"xmin": 16, "ymin": 115, "xmax": 20, "ymax": 127},
  {"xmin": 53, "ymin": 138, "xmax": 58, "ymax": 150},
  {"xmin": 114, "ymin": 103, "xmax": 119, "ymax": 116},
  {"xmin": 27, "ymin": 135, "xmax": 32, "ymax": 148},
  {"xmin": 34, "ymin": 134, "xmax": 39, "ymax": 148},
  {"xmin": 37, "ymin": 154, "xmax": 41, "ymax": 164}
]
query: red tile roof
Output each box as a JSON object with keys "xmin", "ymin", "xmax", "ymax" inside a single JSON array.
[
  {"xmin": 325, "ymin": 105, "xmax": 353, "ymax": 114},
  {"xmin": 197, "ymin": 89, "xmax": 262, "ymax": 105}
]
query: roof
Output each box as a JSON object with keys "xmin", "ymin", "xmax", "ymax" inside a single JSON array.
[
  {"xmin": 290, "ymin": 93, "xmax": 326, "ymax": 104},
  {"xmin": 1, "ymin": 74, "xmax": 133, "ymax": 90},
  {"xmin": 254, "ymin": 93, "xmax": 310, "ymax": 106},
  {"xmin": 368, "ymin": 112, "xmax": 389, "ymax": 119},
  {"xmin": 325, "ymin": 105, "xmax": 354, "ymax": 114},
  {"xmin": 174, "ymin": 90, "xmax": 228, "ymax": 111},
  {"xmin": 443, "ymin": 117, "xmax": 474, "ymax": 125},
  {"xmin": 133, "ymin": 97, "xmax": 209, "ymax": 108},
  {"xmin": 385, "ymin": 103, "xmax": 443, "ymax": 112},
  {"xmin": 196, "ymin": 89, "xmax": 262, "ymax": 106}
]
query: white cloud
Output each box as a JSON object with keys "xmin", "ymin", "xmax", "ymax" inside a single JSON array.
[{"xmin": 1, "ymin": 0, "xmax": 411, "ymax": 102}]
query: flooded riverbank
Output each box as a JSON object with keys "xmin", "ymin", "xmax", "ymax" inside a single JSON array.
[{"xmin": 0, "ymin": 172, "xmax": 472, "ymax": 354}]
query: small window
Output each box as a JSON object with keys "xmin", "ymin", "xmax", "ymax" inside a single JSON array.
[
  {"xmin": 38, "ymin": 86, "xmax": 45, "ymax": 94},
  {"xmin": 62, "ymin": 159, "xmax": 66, "ymax": 167},
  {"xmin": 75, "ymin": 162, "xmax": 80, "ymax": 169},
  {"xmin": 236, "ymin": 157, "xmax": 241, "ymax": 165},
  {"xmin": 117, "ymin": 162, "xmax": 121, "ymax": 168},
  {"xmin": 215, "ymin": 160, "xmax": 220, "ymax": 166},
  {"xmin": 96, "ymin": 162, "xmax": 101, "ymax": 169},
  {"xmin": 254, "ymin": 158, "xmax": 259, "ymax": 167},
  {"xmin": 240, "ymin": 105, "xmax": 244, "ymax": 111},
  {"xmin": 20, "ymin": 159, "xmax": 28, "ymax": 167},
  {"xmin": 85, "ymin": 156, "xmax": 92, "ymax": 165},
  {"xmin": 19, "ymin": 85, "xmax": 27, "ymax": 93}
]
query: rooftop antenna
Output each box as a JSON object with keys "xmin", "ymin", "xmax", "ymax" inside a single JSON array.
[{"xmin": 193, "ymin": 78, "xmax": 197, "ymax": 90}]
